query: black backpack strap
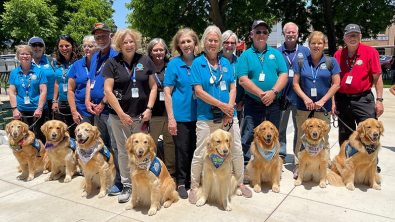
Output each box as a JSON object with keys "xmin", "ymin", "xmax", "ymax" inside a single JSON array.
[
  {"xmin": 47, "ymin": 56, "xmax": 55, "ymax": 71},
  {"xmin": 297, "ymin": 57, "xmax": 304, "ymax": 73},
  {"xmin": 324, "ymin": 55, "xmax": 333, "ymax": 74}
]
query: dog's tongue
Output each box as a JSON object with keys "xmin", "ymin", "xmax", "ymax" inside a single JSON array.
[
  {"xmin": 265, "ymin": 139, "xmax": 272, "ymax": 144},
  {"xmin": 137, "ymin": 154, "xmax": 143, "ymax": 159},
  {"xmin": 372, "ymin": 137, "xmax": 377, "ymax": 142}
]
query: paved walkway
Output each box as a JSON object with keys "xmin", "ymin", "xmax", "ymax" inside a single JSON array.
[{"xmin": 0, "ymin": 89, "xmax": 394, "ymax": 222}]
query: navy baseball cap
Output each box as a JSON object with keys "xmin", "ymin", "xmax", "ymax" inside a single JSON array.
[{"xmin": 28, "ymin": 37, "xmax": 45, "ymax": 45}]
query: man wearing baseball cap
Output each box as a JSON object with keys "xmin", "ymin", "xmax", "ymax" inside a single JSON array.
[
  {"xmin": 237, "ymin": 20, "xmax": 288, "ymax": 165},
  {"xmin": 333, "ymin": 24, "xmax": 383, "ymax": 172}
]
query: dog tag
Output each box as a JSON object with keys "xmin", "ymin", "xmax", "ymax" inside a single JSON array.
[
  {"xmin": 259, "ymin": 73, "xmax": 265, "ymax": 82},
  {"xmin": 311, "ymin": 88, "xmax": 317, "ymax": 97},
  {"xmin": 90, "ymin": 80, "xmax": 95, "ymax": 89},
  {"xmin": 220, "ymin": 81, "xmax": 227, "ymax": 91},
  {"xmin": 346, "ymin": 76, "xmax": 353, "ymax": 84},
  {"xmin": 289, "ymin": 68, "xmax": 294, "ymax": 77},
  {"xmin": 63, "ymin": 84, "xmax": 68, "ymax": 92},
  {"xmin": 159, "ymin": 92, "xmax": 164, "ymax": 101},
  {"xmin": 131, "ymin": 88, "xmax": 139, "ymax": 98},
  {"xmin": 24, "ymin": 96, "xmax": 30, "ymax": 104}
]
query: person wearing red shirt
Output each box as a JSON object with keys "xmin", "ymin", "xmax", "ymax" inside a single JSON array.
[{"xmin": 332, "ymin": 24, "xmax": 384, "ymax": 148}]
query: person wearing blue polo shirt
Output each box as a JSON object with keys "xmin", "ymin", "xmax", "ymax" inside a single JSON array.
[
  {"xmin": 189, "ymin": 25, "xmax": 252, "ymax": 204},
  {"xmin": 28, "ymin": 37, "xmax": 55, "ymax": 121},
  {"xmin": 292, "ymin": 31, "xmax": 341, "ymax": 177},
  {"xmin": 277, "ymin": 22, "xmax": 311, "ymax": 164},
  {"xmin": 237, "ymin": 20, "xmax": 288, "ymax": 166},
  {"xmin": 9, "ymin": 45, "xmax": 48, "ymax": 143},
  {"xmin": 85, "ymin": 22, "xmax": 120, "ymax": 196}
]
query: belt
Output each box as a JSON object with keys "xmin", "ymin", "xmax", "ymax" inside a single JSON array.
[{"xmin": 338, "ymin": 90, "xmax": 371, "ymax": 98}]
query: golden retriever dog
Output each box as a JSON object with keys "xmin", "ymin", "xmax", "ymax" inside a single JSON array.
[
  {"xmin": 295, "ymin": 118, "xmax": 329, "ymax": 188},
  {"xmin": 75, "ymin": 122, "xmax": 116, "ymax": 198},
  {"xmin": 6, "ymin": 120, "xmax": 49, "ymax": 181},
  {"xmin": 331, "ymin": 118, "xmax": 383, "ymax": 190},
  {"xmin": 125, "ymin": 133, "xmax": 179, "ymax": 216},
  {"xmin": 196, "ymin": 129, "xmax": 239, "ymax": 211},
  {"xmin": 246, "ymin": 121, "xmax": 282, "ymax": 193},
  {"xmin": 41, "ymin": 120, "xmax": 77, "ymax": 183}
]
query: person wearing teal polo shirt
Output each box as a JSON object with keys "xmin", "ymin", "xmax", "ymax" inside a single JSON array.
[
  {"xmin": 188, "ymin": 25, "xmax": 252, "ymax": 204},
  {"xmin": 237, "ymin": 20, "xmax": 288, "ymax": 166},
  {"xmin": 28, "ymin": 37, "xmax": 55, "ymax": 121},
  {"xmin": 52, "ymin": 35, "xmax": 83, "ymax": 139},
  {"xmin": 9, "ymin": 45, "xmax": 48, "ymax": 143}
]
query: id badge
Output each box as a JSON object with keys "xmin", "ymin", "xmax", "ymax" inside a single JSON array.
[
  {"xmin": 131, "ymin": 88, "xmax": 139, "ymax": 98},
  {"xmin": 193, "ymin": 91, "xmax": 197, "ymax": 100},
  {"xmin": 24, "ymin": 96, "xmax": 30, "ymax": 104},
  {"xmin": 289, "ymin": 69, "xmax": 294, "ymax": 77},
  {"xmin": 259, "ymin": 73, "xmax": 265, "ymax": 82},
  {"xmin": 90, "ymin": 80, "xmax": 95, "ymax": 89},
  {"xmin": 63, "ymin": 84, "xmax": 68, "ymax": 92},
  {"xmin": 311, "ymin": 88, "xmax": 317, "ymax": 97},
  {"xmin": 346, "ymin": 76, "xmax": 353, "ymax": 84},
  {"xmin": 159, "ymin": 92, "xmax": 164, "ymax": 101},
  {"xmin": 220, "ymin": 81, "xmax": 227, "ymax": 91}
]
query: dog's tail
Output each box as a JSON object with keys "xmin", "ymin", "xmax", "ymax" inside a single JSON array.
[{"xmin": 326, "ymin": 169, "xmax": 344, "ymax": 187}]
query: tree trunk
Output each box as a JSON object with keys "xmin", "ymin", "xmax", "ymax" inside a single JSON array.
[
  {"xmin": 208, "ymin": 0, "xmax": 228, "ymax": 32},
  {"xmin": 323, "ymin": 0, "xmax": 336, "ymax": 56}
]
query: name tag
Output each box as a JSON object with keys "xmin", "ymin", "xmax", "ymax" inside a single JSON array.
[
  {"xmin": 311, "ymin": 88, "xmax": 317, "ymax": 97},
  {"xmin": 220, "ymin": 81, "xmax": 227, "ymax": 91},
  {"xmin": 63, "ymin": 84, "xmax": 68, "ymax": 92},
  {"xmin": 159, "ymin": 92, "xmax": 164, "ymax": 101},
  {"xmin": 289, "ymin": 69, "xmax": 294, "ymax": 77},
  {"xmin": 259, "ymin": 73, "xmax": 265, "ymax": 82},
  {"xmin": 90, "ymin": 80, "xmax": 95, "ymax": 89},
  {"xmin": 131, "ymin": 88, "xmax": 139, "ymax": 98},
  {"xmin": 24, "ymin": 96, "xmax": 30, "ymax": 104},
  {"xmin": 346, "ymin": 76, "xmax": 353, "ymax": 84}
]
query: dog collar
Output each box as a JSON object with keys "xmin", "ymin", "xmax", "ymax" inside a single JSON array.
[
  {"xmin": 77, "ymin": 141, "xmax": 100, "ymax": 165},
  {"xmin": 149, "ymin": 157, "xmax": 162, "ymax": 177},
  {"xmin": 359, "ymin": 138, "xmax": 379, "ymax": 154},
  {"xmin": 300, "ymin": 135, "xmax": 325, "ymax": 158},
  {"xmin": 255, "ymin": 141, "xmax": 277, "ymax": 162},
  {"xmin": 45, "ymin": 142, "xmax": 56, "ymax": 149},
  {"xmin": 210, "ymin": 153, "xmax": 227, "ymax": 168},
  {"xmin": 11, "ymin": 136, "xmax": 27, "ymax": 152}
]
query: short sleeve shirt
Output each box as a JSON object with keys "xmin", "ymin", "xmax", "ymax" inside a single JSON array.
[
  {"xmin": 68, "ymin": 57, "xmax": 90, "ymax": 117},
  {"xmin": 292, "ymin": 55, "xmax": 341, "ymax": 112},
  {"xmin": 54, "ymin": 60, "xmax": 73, "ymax": 102},
  {"xmin": 190, "ymin": 54, "xmax": 235, "ymax": 121},
  {"xmin": 9, "ymin": 64, "xmax": 48, "ymax": 111},
  {"xmin": 333, "ymin": 44, "xmax": 381, "ymax": 94},
  {"xmin": 101, "ymin": 53, "xmax": 157, "ymax": 117},
  {"xmin": 163, "ymin": 56, "xmax": 197, "ymax": 122},
  {"xmin": 237, "ymin": 44, "xmax": 288, "ymax": 101},
  {"xmin": 34, "ymin": 55, "xmax": 55, "ymax": 100}
]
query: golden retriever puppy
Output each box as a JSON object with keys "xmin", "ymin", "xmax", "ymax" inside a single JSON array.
[
  {"xmin": 295, "ymin": 118, "xmax": 329, "ymax": 188},
  {"xmin": 41, "ymin": 120, "xmax": 77, "ymax": 183},
  {"xmin": 331, "ymin": 118, "xmax": 383, "ymax": 190},
  {"xmin": 125, "ymin": 133, "xmax": 179, "ymax": 216},
  {"xmin": 75, "ymin": 122, "xmax": 116, "ymax": 198},
  {"xmin": 6, "ymin": 120, "xmax": 49, "ymax": 181},
  {"xmin": 196, "ymin": 129, "xmax": 238, "ymax": 211},
  {"xmin": 246, "ymin": 121, "xmax": 282, "ymax": 193}
]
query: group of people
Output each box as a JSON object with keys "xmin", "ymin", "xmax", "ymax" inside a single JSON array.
[{"xmin": 9, "ymin": 20, "xmax": 384, "ymax": 204}]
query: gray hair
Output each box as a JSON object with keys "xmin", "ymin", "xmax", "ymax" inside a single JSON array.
[
  {"xmin": 282, "ymin": 22, "xmax": 299, "ymax": 34},
  {"xmin": 146, "ymin": 38, "xmax": 170, "ymax": 63},
  {"xmin": 222, "ymin": 30, "xmax": 238, "ymax": 45},
  {"xmin": 15, "ymin": 45, "xmax": 33, "ymax": 56},
  {"xmin": 201, "ymin": 25, "xmax": 223, "ymax": 52},
  {"xmin": 82, "ymin": 35, "xmax": 98, "ymax": 48}
]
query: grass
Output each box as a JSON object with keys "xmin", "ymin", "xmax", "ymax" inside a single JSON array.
[{"xmin": 383, "ymin": 79, "xmax": 393, "ymax": 88}]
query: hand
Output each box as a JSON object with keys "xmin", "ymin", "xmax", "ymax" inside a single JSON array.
[
  {"xmin": 314, "ymin": 99, "xmax": 326, "ymax": 110},
  {"xmin": 331, "ymin": 104, "xmax": 337, "ymax": 115},
  {"xmin": 218, "ymin": 102, "xmax": 234, "ymax": 117},
  {"xmin": 222, "ymin": 115, "xmax": 233, "ymax": 125},
  {"xmin": 141, "ymin": 109, "xmax": 152, "ymax": 121},
  {"xmin": 33, "ymin": 108, "xmax": 42, "ymax": 118},
  {"xmin": 52, "ymin": 102, "xmax": 58, "ymax": 111},
  {"xmin": 93, "ymin": 103, "xmax": 104, "ymax": 115},
  {"xmin": 120, "ymin": 113, "xmax": 133, "ymax": 126},
  {"xmin": 260, "ymin": 90, "xmax": 276, "ymax": 106},
  {"xmin": 86, "ymin": 102, "xmax": 97, "ymax": 115},
  {"xmin": 375, "ymin": 101, "xmax": 384, "ymax": 118},
  {"xmin": 13, "ymin": 109, "xmax": 21, "ymax": 120},
  {"xmin": 304, "ymin": 98, "xmax": 315, "ymax": 110},
  {"xmin": 168, "ymin": 118, "xmax": 177, "ymax": 136},
  {"xmin": 236, "ymin": 100, "xmax": 245, "ymax": 111},
  {"xmin": 72, "ymin": 111, "xmax": 83, "ymax": 125}
]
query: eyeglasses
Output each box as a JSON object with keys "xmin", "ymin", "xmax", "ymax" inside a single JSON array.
[
  {"xmin": 224, "ymin": 41, "xmax": 236, "ymax": 46},
  {"xmin": 83, "ymin": 44, "xmax": 95, "ymax": 49},
  {"xmin": 152, "ymin": 48, "xmax": 165, "ymax": 52},
  {"xmin": 345, "ymin": 34, "xmax": 359, "ymax": 38},
  {"xmin": 309, "ymin": 42, "xmax": 324, "ymax": 46},
  {"xmin": 285, "ymin": 31, "xmax": 297, "ymax": 35},
  {"xmin": 31, "ymin": 43, "xmax": 44, "ymax": 48},
  {"xmin": 123, "ymin": 40, "xmax": 134, "ymax": 45},
  {"xmin": 20, "ymin": 53, "xmax": 31, "ymax": 57},
  {"xmin": 255, "ymin": 30, "xmax": 269, "ymax": 35},
  {"xmin": 207, "ymin": 39, "xmax": 219, "ymax": 44}
]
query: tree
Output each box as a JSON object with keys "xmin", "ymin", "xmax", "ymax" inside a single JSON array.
[{"xmin": 1, "ymin": 0, "xmax": 58, "ymax": 46}]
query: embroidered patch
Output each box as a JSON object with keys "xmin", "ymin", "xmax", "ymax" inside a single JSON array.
[
  {"xmin": 356, "ymin": 59, "xmax": 363, "ymax": 65},
  {"xmin": 256, "ymin": 141, "xmax": 277, "ymax": 161},
  {"xmin": 78, "ymin": 142, "xmax": 99, "ymax": 165},
  {"xmin": 31, "ymin": 75, "xmax": 37, "ymax": 80},
  {"xmin": 320, "ymin": 63, "xmax": 327, "ymax": 69},
  {"xmin": 149, "ymin": 157, "xmax": 162, "ymax": 177},
  {"xmin": 136, "ymin": 63, "xmax": 144, "ymax": 71},
  {"xmin": 269, "ymin": 54, "xmax": 275, "ymax": 59},
  {"xmin": 210, "ymin": 154, "xmax": 226, "ymax": 168},
  {"xmin": 297, "ymin": 53, "xmax": 304, "ymax": 58},
  {"xmin": 43, "ymin": 64, "xmax": 50, "ymax": 68},
  {"xmin": 223, "ymin": 67, "xmax": 228, "ymax": 72}
]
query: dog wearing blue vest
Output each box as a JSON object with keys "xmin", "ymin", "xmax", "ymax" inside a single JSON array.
[
  {"xmin": 331, "ymin": 118, "xmax": 383, "ymax": 190},
  {"xmin": 75, "ymin": 122, "xmax": 116, "ymax": 198},
  {"xmin": 246, "ymin": 121, "xmax": 283, "ymax": 193},
  {"xmin": 6, "ymin": 120, "xmax": 50, "ymax": 181},
  {"xmin": 125, "ymin": 133, "xmax": 179, "ymax": 216},
  {"xmin": 295, "ymin": 118, "xmax": 329, "ymax": 188},
  {"xmin": 41, "ymin": 120, "xmax": 77, "ymax": 183},
  {"xmin": 196, "ymin": 129, "xmax": 239, "ymax": 211}
]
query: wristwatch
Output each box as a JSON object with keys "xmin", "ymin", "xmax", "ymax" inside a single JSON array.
[
  {"xmin": 146, "ymin": 106, "xmax": 153, "ymax": 110},
  {"xmin": 376, "ymin": 98, "xmax": 383, "ymax": 102},
  {"xmin": 271, "ymin": 89, "xmax": 279, "ymax": 95},
  {"xmin": 100, "ymin": 99, "xmax": 107, "ymax": 105}
]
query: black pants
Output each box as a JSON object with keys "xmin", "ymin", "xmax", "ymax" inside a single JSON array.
[
  {"xmin": 54, "ymin": 100, "xmax": 76, "ymax": 139},
  {"xmin": 20, "ymin": 109, "xmax": 48, "ymax": 144},
  {"xmin": 172, "ymin": 121, "xmax": 196, "ymax": 187},
  {"xmin": 46, "ymin": 99, "xmax": 54, "ymax": 120},
  {"xmin": 335, "ymin": 91, "xmax": 376, "ymax": 146}
]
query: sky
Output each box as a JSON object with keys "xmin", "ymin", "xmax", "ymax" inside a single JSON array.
[{"xmin": 112, "ymin": 0, "xmax": 131, "ymax": 30}]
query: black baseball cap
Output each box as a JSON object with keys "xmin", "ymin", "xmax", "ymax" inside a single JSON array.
[{"xmin": 252, "ymin": 20, "xmax": 269, "ymax": 30}]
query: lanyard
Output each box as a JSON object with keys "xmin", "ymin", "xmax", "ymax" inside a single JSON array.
[
  {"xmin": 84, "ymin": 67, "xmax": 89, "ymax": 77},
  {"xmin": 154, "ymin": 73, "xmax": 163, "ymax": 88},
  {"xmin": 310, "ymin": 64, "xmax": 320, "ymax": 87},
  {"xmin": 185, "ymin": 66, "xmax": 191, "ymax": 75},
  {"xmin": 283, "ymin": 44, "xmax": 299, "ymax": 66},
  {"xmin": 20, "ymin": 72, "xmax": 33, "ymax": 96},
  {"xmin": 205, "ymin": 55, "xmax": 223, "ymax": 84},
  {"xmin": 346, "ymin": 55, "xmax": 357, "ymax": 74},
  {"xmin": 256, "ymin": 52, "xmax": 265, "ymax": 73},
  {"xmin": 123, "ymin": 62, "xmax": 136, "ymax": 86},
  {"xmin": 95, "ymin": 59, "xmax": 106, "ymax": 76},
  {"xmin": 61, "ymin": 63, "xmax": 71, "ymax": 84}
]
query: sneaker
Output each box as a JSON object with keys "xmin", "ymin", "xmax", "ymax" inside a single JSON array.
[
  {"xmin": 293, "ymin": 166, "xmax": 299, "ymax": 180},
  {"xmin": 188, "ymin": 188, "xmax": 197, "ymax": 204},
  {"xmin": 238, "ymin": 184, "xmax": 252, "ymax": 198},
  {"xmin": 177, "ymin": 185, "xmax": 188, "ymax": 199},
  {"xmin": 118, "ymin": 186, "xmax": 132, "ymax": 203},
  {"xmin": 108, "ymin": 183, "xmax": 123, "ymax": 196}
]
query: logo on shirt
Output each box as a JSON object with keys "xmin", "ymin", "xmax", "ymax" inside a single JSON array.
[
  {"xmin": 269, "ymin": 54, "xmax": 275, "ymax": 59},
  {"xmin": 356, "ymin": 59, "xmax": 363, "ymax": 65},
  {"xmin": 320, "ymin": 63, "xmax": 327, "ymax": 69},
  {"xmin": 297, "ymin": 53, "xmax": 304, "ymax": 58},
  {"xmin": 31, "ymin": 75, "xmax": 38, "ymax": 80},
  {"xmin": 136, "ymin": 63, "xmax": 144, "ymax": 71},
  {"xmin": 223, "ymin": 67, "xmax": 228, "ymax": 72},
  {"xmin": 43, "ymin": 64, "xmax": 50, "ymax": 69}
]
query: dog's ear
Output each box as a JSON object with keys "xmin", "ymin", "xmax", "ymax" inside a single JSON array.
[
  {"xmin": 378, "ymin": 120, "xmax": 384, "ymax": 136},
  {"xmin": 74, "ymin": 125, "xmax": 79, "ymax": 138},
  {"xmin": 273, "ymin": 123, "xmax": 279, "ymax": 139},
  {"xmin": 301, "ymin": 120, "xmax": 308, "ymax": 132},
  {"xmin": 206, "ymin": 134, "xmax": 213, "ymax": 151},
  {"xmin": 5, "ymin": 122, "xmax": 11, "ymax": 134},
  {"xmin": 61, "ymin": 122, "xmax": 67, "ymax": 135},
  {"xmin": 20, "ymin": 121, "xmax": 29, "ymax": 136},
  {"xmin": 41, "ymin": 122, "xmax": 48, "ymax": 135},
  {"xmin": 147, "ymin": 134, "xmax": 156, "ymax": 153},
  {"xmin": 93, "ymin": 126, "xmax": 100, "ymax": 139},
  {"xmin": 321, "ymin": 120, "xmax": 329, "ymax": 134},
  {"xmin": 125, "ymin": 135, "xmax": 134, "ymax": 152},
  {"xmin": 226, "ymin": 132, "xmax": 233, "ymax": 149},
  {"xmin": 356, "ymin": 121, "xmax": 366, "ymax": 138}
]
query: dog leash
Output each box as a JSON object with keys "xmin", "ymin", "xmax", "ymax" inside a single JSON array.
[
  {"xmin": 20, "ymin": 115, "xmax": 41, "ymax": 130},
  {"xmin": 332, "ymin": 111, "xmax": 355, "ymax": 132}
]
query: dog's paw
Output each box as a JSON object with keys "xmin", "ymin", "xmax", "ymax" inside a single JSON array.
[
  {"xmin": 196, "ymin": 198, "xmax": 206, "ymax": 207},
  {"xmin": 44, "ymin": 176, "xmax": 51, "ymax": 182},
  {"xmin": 372, "ymin": 184, "xmax": 381, "ymax": 190},
  {"xmin": 148, "ymin": 208, "xmax": 157, "ymax": 216},
  {"xmin": 98, "ymin": 191, "xmax": 106, "ymax": 198},
  {"xmin": 272, "ymin": 185, "xmax": 280, "ymax": 193},
  {"xmin": 43, "ymin": 170, "xmax": 49, "ymax": 174},
  {"xmin": 224, "ymin": 204, "xmax": 232, "ymax": 211},
  {"xmin": 253, "ymin": 184, "xmax": 261, "ymax": 193},
  {"xmin": 319, "ymin": 182, "xmax": 327, "ymax": 188},
  {"xmin": 294, "ymin": 180, "xmax": 302, "ymax": 186},
  {"xmin": 27, "ymin": 175, "xmax": 34, "ymax": 181},
  {"xmin": 163, "ymin": 200, "xmax": 173, "ymax": 208},
  {"xmin": 235, "ymin": 188, "xmax": 242, "ymax": 196},
  {"xmin": 81, "ymin": 191, "xmax": 88, "ymax": 197},
  {"xmin": 346, "ymin": 183, "xmax": 355, "ymax": 190},
  {"xmin": 64, "ymin": 177, "xmax": 72, "ymax": 183},
  {"xmin": 125, "ymin": 204, "xmax": 134, "ymax": 210},
  {"xmin": 17, "ymin": 174, "xmax": 27, "ymax": 180}
]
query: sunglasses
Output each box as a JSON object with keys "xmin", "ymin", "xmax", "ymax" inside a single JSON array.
[
  {"xmin": 31, "ymin": 43, "xmax": 44, "ymax": 48},
  {"xmin": 255, "ymin": 30, "xmax": 269, "ymax": 35}
]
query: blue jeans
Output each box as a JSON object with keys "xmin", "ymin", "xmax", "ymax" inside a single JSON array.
[
  {"xmin": 278, "ymin": 104, "xmax": 298, "ymax": 159},
  {"xmin": 241, "ymin": 95, "xmax": 281, "ymax": 164}
]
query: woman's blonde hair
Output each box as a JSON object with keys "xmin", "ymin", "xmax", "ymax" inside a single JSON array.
[
  {"xmin": 112, "ymin": 28, "xmax": 142, "ymax": 53},
  {"xmin": 15, "ymin": 45, "xmax": 33, "ymax": 56},
  {"xmin": 171, "ymin": 28, "xmax": 201, "ymax": 57},
  {"xmin": 201, "ymin": 25, "xmax": 223, "ymax": 52},
  {"xmin": 308, "ymin": 31, "xmax": 326, "ymax": 44}
]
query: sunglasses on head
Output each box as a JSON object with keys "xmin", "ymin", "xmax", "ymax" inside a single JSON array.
[
  {"xmin": 30, "ymin": 43, "xmax": 44, "ymax": 48},
  {"xmin": 255, "ymin": 30, "xmax": 269, "ymax": 35}
]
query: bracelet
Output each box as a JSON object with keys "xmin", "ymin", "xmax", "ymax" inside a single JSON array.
[
  {"xmin": 52, "ymin": 99, "xmax": 58, "ymax": 103},
  {"xmin": 376, "ymin": 98, "xmax": 384, "ymax": 102},
  {"xmin": 271, "ymin": 88, "xmax": 279, "ymax": 95},
  {"xmin": 38, "ymin": 107, "xmax": 43, "ymax": 111},
  {"xmin": 100, "ymin": 99, "xmax": 107, "ymax": 105},
  {"xmin": 11, "ymin": 106, "xmax": 17, "ymax": 110}
]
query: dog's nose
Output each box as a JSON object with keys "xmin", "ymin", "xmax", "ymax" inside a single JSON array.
[
  {"xmin": 51, "ymin": 133, "xmax": 56, "ymax": 137},
  {"xmin": 313, "ymin": 132, "xmax": 318, "ymax": 138},
  {"xmin": 267, "ymin": 134, "xmax": 272, "ymax": 139},
  {"xmin": 373, "ymin": 132, "xmax": 379, "ymax": 138},
  {"xmin": 138, "ymin": 149, "xmax": 144, "ymax": 155},
  {"xmin": 223, "ymin": 149, "xmax": 228, "ymax": 154},
  {"xmin": 77, "ymin": 134, "xmax": 82, "ymax": 139}
]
